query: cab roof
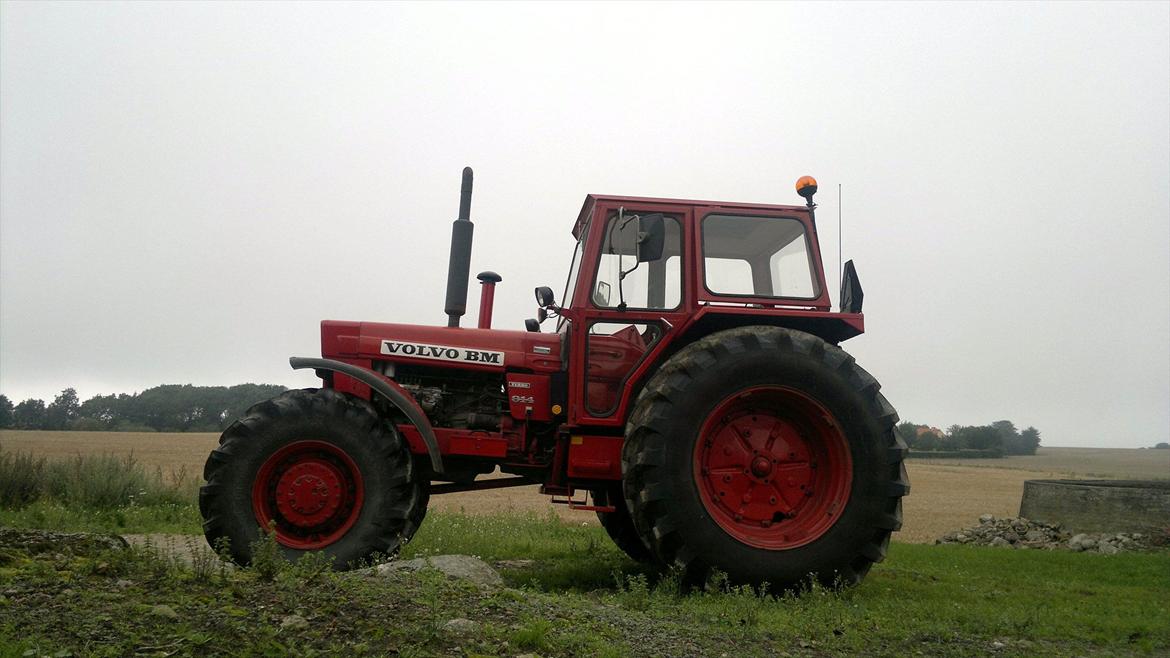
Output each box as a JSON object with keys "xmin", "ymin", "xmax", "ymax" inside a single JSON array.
[{"xmin": 574, "ymin": 194, "xmax": 810, "ymax": 239}]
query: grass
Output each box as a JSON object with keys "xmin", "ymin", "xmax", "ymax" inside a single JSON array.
[{"xmin": 0, "ymin": 510, "xmax": 1167, "ymax": 657}]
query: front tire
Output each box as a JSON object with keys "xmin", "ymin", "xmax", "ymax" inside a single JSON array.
[
  {"xmin": 200, "ymin": 388, "xmax": 427, "ymax": 569},
  {"xmin": 622, "ymin": 326, "xmax": 908, "ymax": 588}
]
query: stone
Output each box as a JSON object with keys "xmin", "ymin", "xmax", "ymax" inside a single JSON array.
[
  {"xmin": 149, "ymin": 604, "xmax": 178, "ymax": 619},
  {"xmin": 373, "ymin": 554, "xmax": 504, "ymax": 587},
  {"xmin": 1098, "ymin": 543, "xmax": 1120, "ymax": 555},
  {"xmin": 443, "ymin": 618, "xmax": 478, "ymax": 634},
  {"xmin": 1024, "ymin": 530, "xmax": 1047, "ymax": 543},
  {"xmin": 989, "ymin": 537, "xmax": 1011, "ymax": 548},
  {"xmin": 280, "ymin": 614, "xmax": 310, "ymax": 631},
  {"xmin": 0, "ymin": 528, "xmax": 128, "ymax": 556},
  {"xmin": 493, "ymin": 559, "xmax": 536, "ymax": 570},
  {"xmin": 979, "ymin": 514, "xmax": 995, "ymax": 524}
]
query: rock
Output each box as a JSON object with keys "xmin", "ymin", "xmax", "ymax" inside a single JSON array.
[
  {"xmin": 373, "ymin": 554, "xmax": 504, "ymax": 587},
  {"xmin": 149, "ymin": 604, "xmax": 178, "ymax": 619},
  {"xmin": 443, "ymin": 618, "xmax": 478, "ymax": 634},
  {"xmin": 280, "ymin": 614, "xmax": 310, "ymax": 631},
  {"xmin": 494, "ymin": 559, "xmax": 536, "ymax": 570},
  {"xmin": 0, "ymin": 528, "xmax": 128, "ymax": 556},
  {"xmin": 113, "ymin": 579, "xmax": 133, "ymax": 589},
  {"xmin": 940, "ymin": 517, "xmax": 1158, "ymax": 553}
]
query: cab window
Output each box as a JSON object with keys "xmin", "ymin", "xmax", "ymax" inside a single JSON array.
[
  {"xmin": 592, "ymin": 211, "xmax": 682, "ymax": 310},
  {"xmin": 701, "ymin": 214, "xmax": 819, "ymax": 299}
]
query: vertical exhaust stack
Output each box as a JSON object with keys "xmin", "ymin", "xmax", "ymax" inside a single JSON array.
[{"xmin": 444, "ymin": 167, "xmax": 475, "ymax": 327}]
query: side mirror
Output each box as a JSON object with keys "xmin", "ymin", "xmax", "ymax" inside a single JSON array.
[
  {"xmin": 592, "ymin": 281, "xmax": 612, "ymax": 307},
  {"xmin": 535, "ymin": 286, "xmax": 557, "ymax": 308},
  {"xmin": 524, "ymin": 318, "xmax": 540, "ymax": 332},
  {"xmin": 537, "ymin": 307, "xmax": 549, "ymax": 323},
  {"xmin": 636, "ymin": 213, "xmax": 666, "ymax": 262}
]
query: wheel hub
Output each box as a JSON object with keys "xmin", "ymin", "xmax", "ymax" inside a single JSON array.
[
  {"xmin": 252, "ymin": 440, "xmax": 365, "ymax": 549},
  {"xmin": 694, "ymin": 386, "xmax": 853, "ymax": 550},
  {"xmin": 275, "ymin": 462, "xmax": 344, "ymax": 526}
]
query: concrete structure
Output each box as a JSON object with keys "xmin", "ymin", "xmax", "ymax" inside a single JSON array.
[{"xmin": 1019, "ymin": 480, "xmax": 1170, "ymax": 534}]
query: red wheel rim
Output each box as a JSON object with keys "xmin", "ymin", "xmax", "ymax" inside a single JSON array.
[
  {"xmin": 693, "ymin": 386, "xmax": 852, "ymax": 550},
  {"xmin": 252, "ymin": 440, "xmax": 365, "ymax": 550}
]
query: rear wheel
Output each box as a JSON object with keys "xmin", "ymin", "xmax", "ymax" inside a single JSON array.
[
  {"xmin": 200, "ymin": 388, "xmax": 427, "ymax": 569},
  {"xmin": 622, "ymin": 326, "xmax": 908, "ymax": 587}
]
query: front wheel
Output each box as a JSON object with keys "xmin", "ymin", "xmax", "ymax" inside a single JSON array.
[
  {"xmin": 199, "ymin": 388, "xmax": 427, "ymax": 569},
  {"xmin": 622, "ymin": 326, "xmax": 908, "ymax": 588}
]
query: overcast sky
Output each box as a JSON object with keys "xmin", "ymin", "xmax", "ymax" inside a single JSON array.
[{"xmin": 2, "ymin": 2, "xmax": 1167, "ymax": 448}]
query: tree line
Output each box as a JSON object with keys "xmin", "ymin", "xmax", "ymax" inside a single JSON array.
[
  {"xmin": 0, "ymin": 384, "xmax": 288, "ymax": 433},
  {"xmin": 897, "ymin": 420, "xmax": 1041, "ymax": 456}
]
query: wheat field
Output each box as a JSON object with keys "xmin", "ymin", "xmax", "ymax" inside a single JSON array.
[{"xmin": 3, "ymin": 430, "xmax": 1166, "ymax": 543}]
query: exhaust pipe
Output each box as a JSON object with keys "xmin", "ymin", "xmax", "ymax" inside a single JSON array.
[
  {"xmin": 444, "ymin": 167, "xmax": 475, "ymax": 327},
  {"xmin": 477, "ymin": 271, "xmax": 502, "ymax": 329}
]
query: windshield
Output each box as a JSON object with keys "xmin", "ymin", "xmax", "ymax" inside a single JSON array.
[{"xmin": 557, "ymin": 222, "xmax": 588, "ymax": 331}]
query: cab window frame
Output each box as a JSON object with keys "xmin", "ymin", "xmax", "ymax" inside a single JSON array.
[{"xmin": 699, "ymin": 212, "xmax": 821, "ymax": 301}]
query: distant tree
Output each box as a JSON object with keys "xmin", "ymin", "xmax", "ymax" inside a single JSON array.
[
  {"xmin": 942, "ymin": 425, "xmax": 967, "ymax": 450},
  {"xmin": 0, "ymin": 394, "xmax": 13, "ymax": 428},
  {"xmin": 12, "ymin": 399, "xmax": 47, "ymax": 429},
  {"xmin": 1018, "ymin": 427, "xmax": 1041, "ymax": 455},
  {"xmin": 1154, "ymin": 442, "xmax": 1170, "ymax": 450},
  {"xmin": 915, "ymin": 431, "xmax": 941, "ymax": 451},
  {"xmin": 990, "ymin": 420, "xmax": 1020, "ymax": 453},
  {"xmin": 45, "ymin": 388, "xmax": 81, "ymax": 430},
  {"xmin": 961, "ymin": 425, "xmax": 1003, "ymax": 452},
  {"xmin": 77, "ymin": 393, "xmax": 120, "ymax": 429}
]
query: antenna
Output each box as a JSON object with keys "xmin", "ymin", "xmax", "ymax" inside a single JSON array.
[{"xmin": 838, "ymin": 183, "xmax": 843, "ymax": 309}]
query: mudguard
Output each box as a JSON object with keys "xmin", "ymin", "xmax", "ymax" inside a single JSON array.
[{"xmin": 289, "ymin": 356, "xmax": 444, "ymax": 473}]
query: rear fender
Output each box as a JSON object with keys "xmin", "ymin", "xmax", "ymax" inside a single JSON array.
[{"xmin": 289, "ymin": 356, "xmax": 443, "ymax": 473}]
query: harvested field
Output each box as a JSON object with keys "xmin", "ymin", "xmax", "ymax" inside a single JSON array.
[
  {"xmin": 3, "ymin": 430, "xmax": 1163, "ymax": 544},
  {"xmin": 913, "ymin": 446, "xmax": 1170, "ymax": 480}
]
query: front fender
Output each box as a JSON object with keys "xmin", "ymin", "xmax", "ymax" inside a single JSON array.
[{"xmin": 289, "ymin": 356, "xmax": 443, "ymax": 473}]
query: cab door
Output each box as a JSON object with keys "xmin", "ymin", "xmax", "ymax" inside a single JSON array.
[{"xmin": 568, "ymin": 202, "xmax": 692, "ymax": 428}]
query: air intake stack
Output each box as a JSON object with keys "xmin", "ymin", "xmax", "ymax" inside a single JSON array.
[{"xmin": 444, "ymin": 167, "xmax": 475, "ymax": 327}]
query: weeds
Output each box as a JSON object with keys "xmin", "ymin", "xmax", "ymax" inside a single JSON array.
[
  {"xmin": 249, "ymin": 523, "xmax": 282, "ymax": 581},
  {"xmin": 0, "ymin": 445, "xmax": 195, "ymax": 510}
]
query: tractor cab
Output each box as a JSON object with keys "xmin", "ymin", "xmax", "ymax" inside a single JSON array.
[{"xmin": 535, "ymin": 184, "xmax": 863, "ymax": 427}]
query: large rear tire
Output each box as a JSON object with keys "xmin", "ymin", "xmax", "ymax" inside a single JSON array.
[
  {"xmin": 200, "ymin": 388, "xmax": 427, "ymax": 569},
  {"xmin": 622, "ymin": 326, "xmax": 908, "ymax": 588},
  {"xmin": 592, "ymin": 484, "xmax": 656, "ymax": 563}
]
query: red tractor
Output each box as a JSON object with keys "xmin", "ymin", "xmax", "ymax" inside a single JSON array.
[{"xmin": 200, "ymin": 168, "xmax": 908, "ymax": 587}]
